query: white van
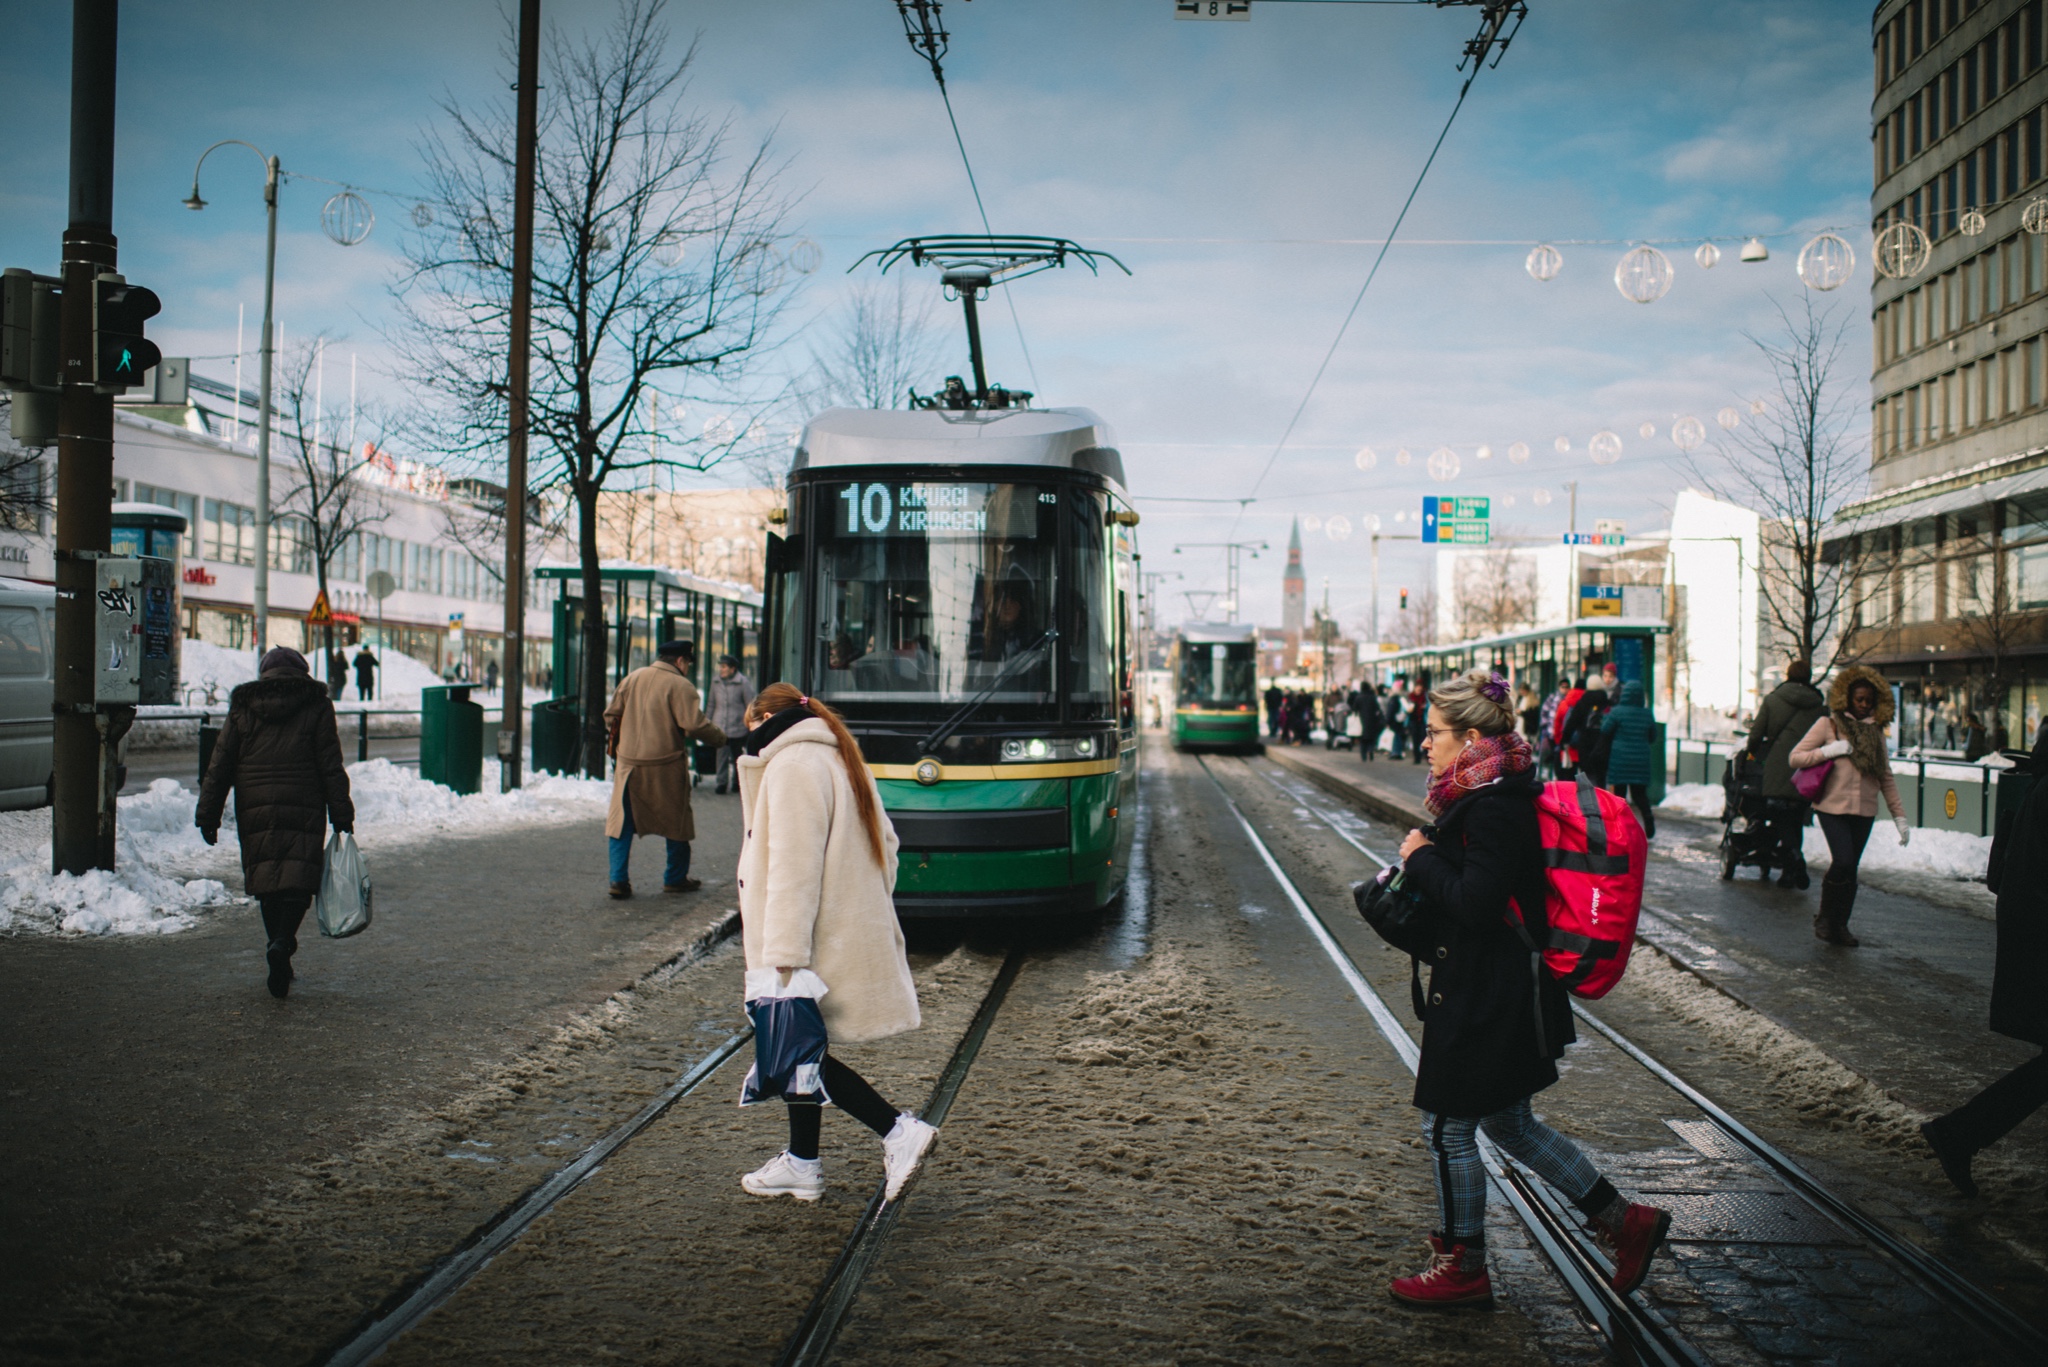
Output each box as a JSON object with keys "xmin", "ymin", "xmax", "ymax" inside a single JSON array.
[{"xmin": 0, "ymin": 577, "xmax": 56, "ymax": 810}]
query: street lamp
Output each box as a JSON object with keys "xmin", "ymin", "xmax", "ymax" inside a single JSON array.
[{"xmin": 186, "ymin": 139, "xmax": 280, "ymax": 655}]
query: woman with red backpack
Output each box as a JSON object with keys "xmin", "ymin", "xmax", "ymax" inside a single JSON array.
[{"xmin": 1386, "ymin": 669, "xmax": 1671, "ymax": 1308}]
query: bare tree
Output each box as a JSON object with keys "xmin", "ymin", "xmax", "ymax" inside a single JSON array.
[
  {"xmin": 1453, "ymin": 542, "xmax": 1539, "ymax": 638},
  {"xmin": 1687, "ymin": 295, "xmax": 1868, "ymax": 671},
  {"xmin": 0, "ymin": 398, "xmax": 54, "ymax": 534},
  {"xmin": 808, "ymin": 276, "xmax": 944, "ymax": 411},
  {"xmin": 1389, "ymin": 584, "xmax": 1441, "ymax": 650},
  {"xmin": 394, "ymin": 0, "xmax": 799, "ymax": 775},
  {"xmin": 273, "ymin": 340, "xmax": 390, "ymax": 671}
]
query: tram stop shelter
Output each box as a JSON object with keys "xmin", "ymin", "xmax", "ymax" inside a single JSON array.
[{"xmin": 1364, "ymin": 617, "xmax": 1671, "ymax": 705}]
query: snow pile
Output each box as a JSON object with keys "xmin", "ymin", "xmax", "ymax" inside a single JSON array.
[
  {"xmin": 180, "ymin": 639, "xmax": 449, "ymax": 704},
  {"xmin": 1805, "ymin": 821, "xmax": 1990, "ymax": 881},
  {"xmin": 0, "ymin": 761, "xmax": 613, "ymax": 938},
  {"xmin": 1657, "ymin": 783, "xmax": 1727, "ymax": 819}
]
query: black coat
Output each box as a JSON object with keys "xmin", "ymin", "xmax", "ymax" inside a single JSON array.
[
  {"xmin": 1986, "ymin": 731, "xmax": 2048, "ymax": 1046},
  {"xmin": 1402, "ymin": 771, "xmax": 1575, "ymax": 1117},
  {"xmin": 1745, "ymin": 679, "xmax": 1827, "ymax": 800},
  {"xmin": 196, "ymin": 673, "xmax": 355, "ymax": 896}
]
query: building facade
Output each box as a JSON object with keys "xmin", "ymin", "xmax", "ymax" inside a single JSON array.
[{"xmin": 1844, "ymin": 0, "xmax": 2048, "ymax": 750}]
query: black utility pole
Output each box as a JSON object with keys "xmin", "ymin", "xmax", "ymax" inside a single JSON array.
[
  {"xmin": 53, "ymin": 0, "xmax": 125, "ymax": 874},
  {"xmin": 499, "ymin": 0, "xmax": 539, "ymax": 791}
]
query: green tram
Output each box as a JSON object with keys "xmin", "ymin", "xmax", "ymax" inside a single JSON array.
[
  {"xmin": 762, "ymin": 406, "xmax": 1141, "ymax": 917},
  {"xmin": 1169, "ymin": 622, "xmax": 1260, "ymax": 751}
]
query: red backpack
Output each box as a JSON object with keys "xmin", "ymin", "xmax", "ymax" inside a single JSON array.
[{"xmin": 1506, "ymin": 773, "xmax": 1646, "ymax": 998}]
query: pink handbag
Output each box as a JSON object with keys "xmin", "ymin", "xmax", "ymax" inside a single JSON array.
[{"xmin": 1792, "ymin": 758, "xmax": 1832, "ymax": 800}]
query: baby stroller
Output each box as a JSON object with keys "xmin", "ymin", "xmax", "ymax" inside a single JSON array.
[{"xmin": 1718, "ymin": 751, "xmax": 1806, "ymax": 882}]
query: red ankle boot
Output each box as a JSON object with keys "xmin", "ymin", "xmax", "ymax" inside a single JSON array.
[
  {"xmin": 1596, "ymin": 1203, "xmax": 1672, "ymax": 1295},
  {"xmin": 1389, "ymin": 1234, "xmax": 1493, "ymax": 1308}
]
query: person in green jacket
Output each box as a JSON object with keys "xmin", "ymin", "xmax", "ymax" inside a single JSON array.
[
  {"xmin": 1744, "ymin": 661, "xmax": 1828, "ymax": 889},
  {"xmin": 1600, "ymin": 679, "xmax": 1659, "ymax": 837}
]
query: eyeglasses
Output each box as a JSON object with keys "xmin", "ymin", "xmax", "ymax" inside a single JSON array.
[{"xmin": 1426, "ymin": 725, "xmax": 1461, "ymax": 739}]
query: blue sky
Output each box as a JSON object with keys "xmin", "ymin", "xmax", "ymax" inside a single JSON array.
[{"xmin": 0, "ymin": 0, "xmax": 1878, "ymax": 631}]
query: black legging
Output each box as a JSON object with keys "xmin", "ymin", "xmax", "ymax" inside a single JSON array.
[
  {"xmin": 1932, "ymin": 1051, "xmax": 2048, "ymax": 1154},
  {"xmin": 1612, "ymin": 783, "xmax": 1655, "ymax": 837},
  {"xmin": 787, "ymin": 1055, "xmax": 901, "ymax": 1160},
  {"xmin": 1817, "ymin": 811, "xmax": 1875, "ymax": 887}
]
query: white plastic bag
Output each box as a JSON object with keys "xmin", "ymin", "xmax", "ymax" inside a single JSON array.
[{"xmin": 315, "ymin": 831, "xmax": 372, "ymax": 938}]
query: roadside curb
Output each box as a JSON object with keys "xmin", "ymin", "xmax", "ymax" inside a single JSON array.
[{"xmin": 1262, "ymin": 745, "xmax": 1430, "ymax": 829}]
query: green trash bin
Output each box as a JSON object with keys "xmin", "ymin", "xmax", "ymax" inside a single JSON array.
[
  {"xmin": 531, "ymin": 697, "xmax": 582, "ymax": 777},
  {"xmin": 420, "ymin": 684, "xmax": 485, "ymax": 795}
]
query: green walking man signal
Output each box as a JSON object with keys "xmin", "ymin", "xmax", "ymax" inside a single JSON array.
[{"xmin": 92, "ymin": 274, "xmax": 161, "ymax": 394}]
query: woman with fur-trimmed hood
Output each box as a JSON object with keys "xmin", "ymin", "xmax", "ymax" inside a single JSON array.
[
  {"xmin": 1789, "ymin": 664, "xmax": 1906, "ymax": 946},
  {"xmin": 731, "ymin": 683, "xmax": 934, "ymax": 1205},
  {"xmin": 195, "ymin": 646, "xmax": 354, "ymax": 998}
]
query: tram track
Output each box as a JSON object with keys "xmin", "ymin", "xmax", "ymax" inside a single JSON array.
[{"xmin": 1216, "ymin": 752, "xmax": 2048, "ymax": 1363}]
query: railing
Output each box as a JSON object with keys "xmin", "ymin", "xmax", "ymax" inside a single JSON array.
[{"xmin": 1668, "ymin": 736, "xmax": 2017, "ymax": 837}]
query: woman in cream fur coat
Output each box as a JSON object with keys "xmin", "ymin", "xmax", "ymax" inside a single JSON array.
[{"xmin": 733, "ymin": 683, "xmax": 935, "ymax": 1202}]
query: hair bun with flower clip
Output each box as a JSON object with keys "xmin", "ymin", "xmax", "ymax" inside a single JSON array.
[{"xmin": 1479, "ymin": 673, "xmax": 1511, "ymax": 705}]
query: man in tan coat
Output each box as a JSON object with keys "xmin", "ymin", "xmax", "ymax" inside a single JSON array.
[{"xmin": 604, "ymin": 639, "xmax": 725, "ymax": 898}]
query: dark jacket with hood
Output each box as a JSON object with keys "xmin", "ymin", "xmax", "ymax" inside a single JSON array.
[
  {"xmin": 1402, "ymin": 769, "xmax": 1575, "ymax": 1118},
  {"xmin": 1599, "ymin": 680, "xmax": 1659, "ymax": 786},
  {"xmin": 1986, "ymin": 727, "xmax": 2048, "ymax": 1046},
  {"xmin": 196, "ymin": 667, "xmax": 355, "ymax": 896},
  {"xmin": 1746, "ymin": 677, "xmax": 1828, "ymax": 800}
]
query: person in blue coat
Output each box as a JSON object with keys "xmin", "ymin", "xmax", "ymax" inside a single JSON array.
[{"xmin": 1599, "ymin": 679, "xmax": 1659, "ymax": 837}]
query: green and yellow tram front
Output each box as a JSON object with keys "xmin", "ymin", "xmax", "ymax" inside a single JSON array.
[
  {"xmin": 777, "ymin": 467, "xmax": 1137, "ymax": 917},
  {"xmin": 1171, "ymin": 631, "xmax": 1259, "ymax": 751}
]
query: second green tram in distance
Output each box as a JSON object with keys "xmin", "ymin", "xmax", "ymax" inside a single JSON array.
[
  {"xmin": 1169, "ymin": 622, "xmax": 1260, "ymax": 752},
  {"xmin": 761, "ymin": 406, "xmax": 1141, "ymax": 918}
]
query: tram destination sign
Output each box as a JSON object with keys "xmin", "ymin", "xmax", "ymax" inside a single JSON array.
[
  {"xmin": 833, "ymin": 481, "xmax": 1042, "ymax": 539},
  {"xmin": 1421, "ymin": 495, "xmax": 1490, "ymax": 545}
]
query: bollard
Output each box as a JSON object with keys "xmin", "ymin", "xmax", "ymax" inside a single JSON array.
[{"xmin": 359, "ymin": 709, "xmax": 369, "ymax": 764}]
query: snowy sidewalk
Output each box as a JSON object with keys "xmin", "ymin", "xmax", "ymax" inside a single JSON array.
[{"xmin": 0, "ymin": 759, "xmax": 613, "ymax": 938}]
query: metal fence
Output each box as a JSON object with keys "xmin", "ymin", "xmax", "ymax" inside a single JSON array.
[{"xmin": 1669, "ymin": 737, "xmax": 2013, "ymax": 836}]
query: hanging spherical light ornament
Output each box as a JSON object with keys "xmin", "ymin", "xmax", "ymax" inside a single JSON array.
[
  {"xmin": 1427, "ymin": 446, "xmax": 1462, "ymax": 481},
  {"xmin": 1476, "ymin": 444, "xmax": 1492, "ymax": 460},
  {"xmin": 1525, "ymin": 243, "xmax": 1563, "ymax": 282},
  {"xmin": 1395, "ymin": 447, "xmax": 1413, "ymax": 466},
  {"xmin": 1739, "ymin": 237, "xmax": 1769, "ymax": 262},
  {"xmin": 1554, "ymin": 436, "xmax": 1571, "ymax": 454},
  {"xmin": 1796, "ymin": 232, "xmax": 1856, "ymax": 291},
  {"xmin": 320, "ymin": 190, "xmax": 374, "ymax": 247},
  {"xmin": 1589, "ymin": 430, "xmax": 1623, "ymax": 465},
  {"xmin": 2025, "ymin": 197, "xmax": 2048, "ymax": 235},
  {"xmin": 1354, "ymin": 445, "xmax": 1378, "ymax": 471},
  {"xmin": 1695, "ymin": 242, "xmax": 1720, "ymax": 269},
  {"xmin": 1502, "ymin": 493, "xmax": 1518, "ymax": 508},
  {"xmin": 411, "ymin": 202, "xmax": 436, "ymax": 229},
  {"xmin": 670, "ymin": 401, "xmax": 690, "ymax": 425},
  {"xmin": 1672, "ymin": 415, "xmax": 1706, "ymax": 450},
  {"xmin": 1303, "ymin": 513, "xmax": 1323, "ymax": 534},
  {"xmin": 1638, "ymin": 422, "xmax": 1657, "ymax": 439},
  {"xmin": 784, "ymin": 238, "xmax": 823, "ymax": 274},
  {"xmin": 702, "ymin": 414, "xmax": 736, "ymax": 443},
  {"xmin": 1532, "ymin": 488, "xmax": 1553, "ymax": 507},
  {"xmin": 1614, "ymin": 244, "xmax": 1674, "ymax": 304},
  {"xmin": 1507, "ymin": 441, "xmax": 1530, "ymax": 465},
  {"xmin": 1363, "ymin": 512, "xmax": 1382, "ymax": 532},
  {"xmin": 1716, "ymin": 405, "xmax": 1742, "ymax": 429},
  {"xmin": 1961, "ymin": 209, "xmax": 1988, "ymax": 236},
  {"xmin": 1873, "ymin": 221, "xmax": 1932, "ymax": 279},
  {"xmin": 1750, "ymin": 398, "xmax": 1768, "ymax": 415},
  {"xmin": 1394, "ymin": 509, "xmax": 1408, "ymax": 523},
  {"xmin": 1326, "ymin": 514, "xmax": 1353, "ymax": 541},
  {"xmin": 655, "ymin": 232, "xmax": 687, "ymax": 267}
]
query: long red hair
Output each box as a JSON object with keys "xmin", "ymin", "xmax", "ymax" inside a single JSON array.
[{"xmin": 745, "ymin": 683, "xmax": 888, "ymax": 868}]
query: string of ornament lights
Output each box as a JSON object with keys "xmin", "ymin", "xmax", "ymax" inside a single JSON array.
[{"xmin": 1527, "ymin": 231, "xmax": 1860, "ymax": 300}]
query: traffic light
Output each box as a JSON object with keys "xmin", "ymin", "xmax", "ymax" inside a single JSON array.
[
  {"xmin": 2, "ymin": 268, "xmax": 60, "ymax": 445},
  {"xmin": 93, "ymin": 274, "xmax": 161, "ymax": 393},
  {"xmin": 1399, "ymin": 587, "xmax": 1409, "ymax": 611}
]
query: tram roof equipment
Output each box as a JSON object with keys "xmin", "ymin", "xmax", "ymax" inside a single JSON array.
[
  {"xmin": 793, "ymin": 406, "xmax": 1125, "ymax": 489},
  {"xmin": 1177, "ymin": 621, "xmax": 1258, "ymax": 645}
]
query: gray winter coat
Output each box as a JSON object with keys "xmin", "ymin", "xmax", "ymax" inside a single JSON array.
[{"xmin": 708, "ymin": 670, "xmax": 756, "ymax": 736}]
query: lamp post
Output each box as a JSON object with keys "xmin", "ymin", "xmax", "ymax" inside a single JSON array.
[{"xmin": 185, "ymin": 140, "xmax": 278, "ymax": 655}]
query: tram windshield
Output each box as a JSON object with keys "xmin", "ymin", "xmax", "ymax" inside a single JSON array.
[
  {"xmin": 813, "ymin": 478, "xmax": 1110, "ymax": 719},
  {"xmin": 1179, "ymin": 641, "xmax": 1257, "ymax": 708}
]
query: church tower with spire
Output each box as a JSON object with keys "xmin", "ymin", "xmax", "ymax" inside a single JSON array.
[{"xmin": 1281, "ymin": 516, "xmax": 1306, "ymax": 671}]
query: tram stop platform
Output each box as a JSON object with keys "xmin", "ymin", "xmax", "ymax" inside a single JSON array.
[{"xmin": 1261, "ymin": 740, "xmax": 1432, "ymax": 829}]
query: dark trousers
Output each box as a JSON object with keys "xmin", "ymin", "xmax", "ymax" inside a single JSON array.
[
  {"xmin": 786, "ymin": 1055, "xmax": 900, "ymax": 1160},
  {"xmin": 259, "ymin": 892, "xmax": 312, "ymax": 951},
  {"xmin": 1930, "ymin": 1051, "xmax": 2048, "ymax": 1154},
  {"xmin": 1817, "ymin": 810, "xmax": 1875, "ymax": 888},
  {"xmin": 356, "ymin": 680, "xmax": 373, "ymax": 700},
  {"xmin": 1613, "ymin": 782, "xmax": 1656, "ymax": 837},
  {"xmin": 1761, "ymin": 808, "xmax": 1809, "ymax": 876},
  {"xmin": 715, "ymin": 739, "xmax": 743, "ymax": 793}
]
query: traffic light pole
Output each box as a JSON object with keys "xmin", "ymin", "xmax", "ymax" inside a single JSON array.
[
  {"xmin": 252, "ymin": 155, "xmax": 277, "ymax": 656},
  {"xmin": 53, "ymin": 0, "xmax": 125, "ymax": 874},
  {"xmin": 499, "ymin": 0, "xmax": 539, "ymax": 791}
]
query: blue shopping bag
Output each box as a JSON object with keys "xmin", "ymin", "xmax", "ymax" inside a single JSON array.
[{"xmin": 739, "ymin": 968, "xmax": 830, "ymax": 1105}]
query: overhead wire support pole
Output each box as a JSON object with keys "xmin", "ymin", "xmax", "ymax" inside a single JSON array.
[
  {"xmin": 1235, "ymin": 0, "xmax": 1528, "ymax": 526},
  {"xmin": 500, "ymin": 0, "xmax": 540, "ymax": 792}
]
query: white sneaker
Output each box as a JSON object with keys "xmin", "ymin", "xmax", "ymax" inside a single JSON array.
[
  {"xmin": 740, "ymin": 1151, "xmax": 824, "ymax": 1201},
  {"xmin": 881, "ymin": 1114, "xmax": 938, "ymax": 1201}
]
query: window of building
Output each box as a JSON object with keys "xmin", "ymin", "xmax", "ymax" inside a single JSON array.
[
  {"xmin": 1963, "ymin": 258, "xmax": 1979, "ymax": 322},
  {"xmin": 1965, "ymin": 43, "xmax": 1980, "ymax": 113},
  {"xmin": 1903, "ymin": 562, "xmax": 1938, "ymax": 621},
  {"xmin": 133, "ymin": 483, "xmax": 200, "ymax": 558},
  {"xmin": 2016, "ymin": 543, "xmax": 2048, "ymax": 608},
  {"xmin": 203, "ymin": 498, "xmax": 254, "ymax": 566}
]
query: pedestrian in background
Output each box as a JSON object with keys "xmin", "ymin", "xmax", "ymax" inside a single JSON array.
[
  {"xmin": 1922, "ymin": 722, "xmax": 2048, "ymax": 1197},
  {"xmin": 1265, "ymin": 682, "xmax": 1284, "ymax": 739},
  {"xmin": 1536, "ymin": 682, "xmax": 1564, "ymax": 777},
  {"xmin": 604, "ymin": 639, "xmax": 726, "ymax": 899},
  {"xmin": 1357, "ymin": 683, "xmax": 1386, "ymax": 761},
  {"xmin": 708, "ymin": 653, "xmax": 756, "ymax": 795},
  {"xmin": 1290, "ymin": 691, "xmax": 1315, "ymax": 746},
  {"xmin": 1744, "ymin": 659, "xmax": 1827, "ymax": 889},
  {"xmin": 352, "ymin": 646, "xmax": 378, "ymax": 702},
  {"xmin": 1600, "ymin": 678, "xmax": 1659, "ymax": 838},
  {"xmin": 1385, "ymin": 683, "xmax": 1407, "ymax": 760},
  {"xmin": 195, "ymin": 646, "xmax": 354, "ymax": 1000},
  {"xmin": 1562, "ymin": 663, "xmax": 1617, "ymax": 785},
  {"xmin": 1790, "ymin": 665, "xmax": 1908, "ymax": 947},
  {"xmin": 1405, "ymin": 679, "xmax": 1428, "ymax": 763},
  {"xmin": 734, "ymin": 683, "xmax": 936, "ymax": 1203},
  {"xmin": 1550, "ymin": 675, "xmax": 1587, "ymax": 780},
  {"xmin": 325, "ymin": 647, "xmax": 347, "ymax": 702},
  {"xmin": 485, "ymin": 657, "xmax": 500, "ymax": 693},
  {"xmin": 1389, "ymin": 669, "xmax": 1669, "ymax": 1308},
  {"xmin": 1516, "ymin": 683, "xmax": 1541, "ymax": 743}
]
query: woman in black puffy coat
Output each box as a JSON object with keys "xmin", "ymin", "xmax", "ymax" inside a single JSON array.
[{"xmin": 1385, "ymin": 668, "xmax": 1670, "ymax": 1309}]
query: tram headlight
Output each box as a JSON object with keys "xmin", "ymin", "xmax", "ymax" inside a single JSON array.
[
  {"xmin": 1074, "ymin": 737, "xmax": 1095, "ymax": 757},
  {"xmin": 1002, "ymin": 739, "xmax": 1025, "ymax": 760}
]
